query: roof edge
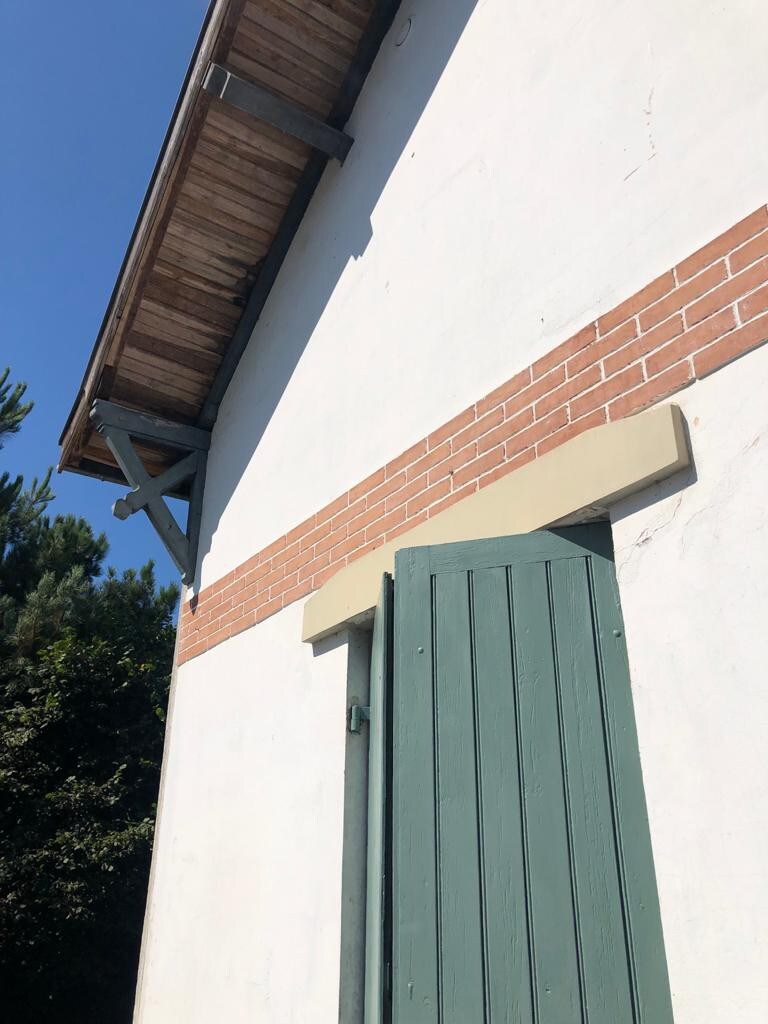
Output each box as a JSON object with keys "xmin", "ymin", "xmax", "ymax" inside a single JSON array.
[{"xmin": 58, "ymin": 0, "xmax": 238, "ymax": 462}]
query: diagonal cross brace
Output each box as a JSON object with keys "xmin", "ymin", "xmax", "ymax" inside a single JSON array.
[
  {"xmin": 112, "ymin": 451, "xmax": 199, "ymax": 521},
  {"xmin": 102, "ymin": 429, "xmax": 192, "ymax": 581},
  {"xmin": 90, "ymin": 402, "xmax": 210, "ymax": 585}
]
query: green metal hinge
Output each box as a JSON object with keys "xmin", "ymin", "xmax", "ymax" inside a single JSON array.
[{"xmin": 349, "ymin": 704, "xmax": 370, "ymax": 734}]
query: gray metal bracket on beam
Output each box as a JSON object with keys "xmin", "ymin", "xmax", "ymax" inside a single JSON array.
[
  {"xmin": 203, "ymin": 62, "xmax": 353, "ymax": 163},
  {"xmin": 89, "ymin": 400, "xmax": 210, "ymax": 585}
]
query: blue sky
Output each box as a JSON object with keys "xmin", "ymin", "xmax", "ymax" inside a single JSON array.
[{"xmin": 0, "ymin": 0, "xmax": 209, "ymax": 586}]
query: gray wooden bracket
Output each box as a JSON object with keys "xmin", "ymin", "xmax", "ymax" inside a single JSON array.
[
  {"xmin": 90, "ymin": 400, "xmax": 210, "ymax": 585},
  {"xmin": 203, "ymin": 63, "xmax": 353, "ymax": 163},
  {"xmin": 91, "ymin": 399, "xmax": 211, "ymax": 452}
]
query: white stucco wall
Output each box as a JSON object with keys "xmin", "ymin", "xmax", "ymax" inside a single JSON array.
[
  {"xmin": 611, "ymin": 344, "xmax": 768, "ymax": 1024},
  {"xmin": 139, "ymin": 3, "xmax": 768, "ymax": 1020},
  {"xmin": 197, "ymin": 0, "xmax": 768, "ymax": 589},
  {"xmin": 140, "ymin": 348, "xmax": 768, "ymax": 1023},
  {"xmin": 135, "ymin": 603, "xmax": 352, "ymax": 1023}
]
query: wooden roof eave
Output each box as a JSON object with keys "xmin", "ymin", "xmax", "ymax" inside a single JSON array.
[
  {"xmin": 59, "ymin": 0, "xmax": 401, "ymax": 484},
  {"xmin": 58, "ymin": 0, "xmax": 243, "ymax": 473}
]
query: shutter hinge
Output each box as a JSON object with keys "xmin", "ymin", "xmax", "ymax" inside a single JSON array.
[{"xmin": 348, "ymin": 704, "xmax": 370, "ymax": 734}]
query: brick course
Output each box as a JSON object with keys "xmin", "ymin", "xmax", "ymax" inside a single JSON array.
[{"xmin": 178, "ymin": 205, "xmax": 768, "ymax": 664}]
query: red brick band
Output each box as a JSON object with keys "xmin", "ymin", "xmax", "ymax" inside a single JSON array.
[{"xmin": 179, "ymin": 205, "xmax": 768, "ymax": 663}]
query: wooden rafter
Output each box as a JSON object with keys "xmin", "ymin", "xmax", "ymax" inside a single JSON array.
[{"xmin": 203, "ymin": 63, "xmax": 353, "ymax": 162}]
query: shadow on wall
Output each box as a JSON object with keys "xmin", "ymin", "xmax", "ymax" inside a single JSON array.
[
  {"xmin": 192, "ymin": 0, "xmax": 481, "ymax": 591},
  {"xmin": 608, "ymin": 411, "xmax": 698, "ymax": 586}
]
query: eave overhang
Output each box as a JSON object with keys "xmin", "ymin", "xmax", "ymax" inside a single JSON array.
[{"xmin": 59, "ymin": 0, "xmax": 399, "ymax": 487}]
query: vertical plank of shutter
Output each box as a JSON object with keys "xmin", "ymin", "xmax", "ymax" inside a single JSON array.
[
  {"xmin": 432, "ymin": 570, "xmax": 486, "ymax": 1023},
  {"xmin": 392, "ymin": 547, "xmax": 439, "ymax": 1023},
  {"xmin": 588, "ymin": 550, "xmax": 675, "ymax": 1023},
  {"xmin": 472, "ymin": 566, "xmax": 534, "ymax": 1023},
  {"xmin": 550, "ymin": 556, "xmax": 635, "ymax": 1022},
  {"xmin": 510, "ymin": 560, "xmax": 583, "ymax": 1021}
]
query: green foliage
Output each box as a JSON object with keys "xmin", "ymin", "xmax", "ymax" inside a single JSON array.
[
  {"xmin": 0, "ymin": 367, "xmax": 34, "ymax": 444},
  {"xmin": 0, "ymin": 371, "xmax": 178, "ymax": 1022},
  {"xmin": 0, "ymin": 367, "xmax": 36, "ymax": 516}
]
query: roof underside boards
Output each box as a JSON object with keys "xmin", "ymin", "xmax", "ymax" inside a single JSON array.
[{"xmin": 59, "ymin": 0, "xmax": 386, "ymax": 488}]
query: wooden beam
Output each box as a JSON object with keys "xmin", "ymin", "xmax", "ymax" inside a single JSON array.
[
  {"xmin": 186, "ymin": 450, "xmax": 208, "ymax": 585},
  {"xmin": 90, "ymin": 399, "xmax": 211, "ymax": 452},
  {"xmin": 203, "ymin": 62, "xmax": 353, "ymax": 163}
]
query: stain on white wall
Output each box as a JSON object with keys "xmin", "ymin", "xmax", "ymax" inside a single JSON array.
[
  {"xmin": 612, "ymin": 345, "xmax": 768, "ymax": 1024},
  {"xmin": 197, "ymin": 0, "xmax": 768, "ymax": 590}
]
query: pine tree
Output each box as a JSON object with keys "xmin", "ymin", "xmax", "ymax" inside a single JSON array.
[
  {"xmin": 0, "ymin": 369, "xmax": 178, "ymax": 1022},
  {"xmin": 0, "ymin": 367, "xmax": 33, "ymax": 443},
  {"xmin": 0, "ymin": 367, "xmax": 35, "ymax": 517}
]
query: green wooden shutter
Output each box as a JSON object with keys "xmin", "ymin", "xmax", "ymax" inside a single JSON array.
[{"xmin": 391, "ymin": 524, "xmax": 673, "ymax": 1024}]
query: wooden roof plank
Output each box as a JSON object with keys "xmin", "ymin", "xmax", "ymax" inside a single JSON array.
[
  {"xmin": 327, "ymin": 0, "xmax": 375, "ymax": 32},
  {"xmin": 184, "ymin": 164, "xmax": 288, "ymax": 222},
  {"xmin": 241, "ymin": 2, "xmax": 351, "ymax": 73},
  {"xmin": 120, "ymin": 350, "xmax": 214, "ymax": 395},
  {"xmin": 252, "ymin": 0, "xmax": 359, "ymax": 59},
  {"xmin": 206, "ymin": 104, "xmax": 312, "ymax": 169},
  {"xmin": 139, "ymin": 296, "xmax": 236, "ymax": 345},
  {"xmin": 126, "ymin": 331, "xmax": 222, "ymax": 374},
  {"xmin": 111, "ymin": 377, "xmax": 204, "ymax": 422},
  {"xmin": 193, "ymin": 138, "xmax": 297, "ymax": 200},
  {"xmin": 175, "ymin": 191, "xmax": 276, "ymax": 249},
  {"xmin": 143, "ymin": 280, "xmax": 243, "ymax": 333},
  {"xmin": 231, "ymin": 29, "xmax": 342, "ymax": 98},
  {"xmin": 149, "ymin": 254, "xmax": 250, "ymax": 300},
  {"xmin": 228, "ymin": 37, "xmax": 340, "ymax": 105},
  {"xmin": 118, "ymin": 362, "xmax": 210, "ymax": 407},
  {"xmin": 279, "ymin": 0, "xmax": 365, "ymax": 44},
  {"xmin": 164, "ymin": 209, "xmax": 262, "ymax": 265},
  {"xmin": 234, "ymin": 15, "xmax": 346, "ymax": 90},
  {"xmin": 155, "ymin": 248, "xmax": 256, "ymax": 299},
  {"xmin": 132, "ymin": 307, "xmax": 230, "ymax": 353},
  {"xmin": 154, "ymin": 254, "xmax": 252, "ymax": 301},
  {"xmin": 181, "ymin": 174, "xmax": 285, "ymax": 233}
]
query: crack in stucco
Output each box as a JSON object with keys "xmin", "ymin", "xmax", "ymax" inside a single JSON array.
[
  {"xmin": 615, "ymin": 494, "xmax": 684, "ymax": 581},
  {"xmin": 644, "ymin": 87, "xmax": 657, "ymax": 159}
]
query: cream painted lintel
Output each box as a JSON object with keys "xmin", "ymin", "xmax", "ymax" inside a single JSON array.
[{"xmin": 302, "ymin": 403, "xmax": 689, "ymax": 644}]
